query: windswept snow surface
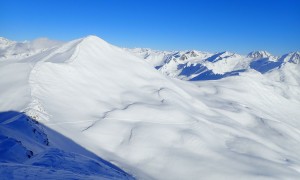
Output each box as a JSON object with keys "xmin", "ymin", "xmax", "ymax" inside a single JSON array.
[{"xmin": 1, "ymin": 36, "xmax": 300, "ymax": 179}]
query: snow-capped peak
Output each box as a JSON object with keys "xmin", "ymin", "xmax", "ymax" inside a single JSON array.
[
  {"xmin": 247, "ymin": 51, "xmax": 272, "ymax": 59},
  {"xmin": 179, "ymin": 50, "xmax": 200, "ymax": 60},
  {"xmin": 279, "ymin": 51, "xmax": 300, "ymax": 64},
  {"xmin": 82, "ymin": 35, "xmax": 108, "ymax": 43},
  {"xmin": 186, "ymin": 50, "xmax": 200, "ymax": 57},
  {"xmin": 289, "ymin": 52, "xmax": 300, "ymax": 64}
]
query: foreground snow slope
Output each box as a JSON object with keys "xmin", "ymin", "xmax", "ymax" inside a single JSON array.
[{"xmin": 1, "ymin": 36, "xmax": 300, "ymax": 179}]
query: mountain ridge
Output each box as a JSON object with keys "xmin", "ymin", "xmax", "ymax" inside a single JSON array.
[{"xmin": 125, "ymin": 47, "xmax": 300, "ymax": 81}]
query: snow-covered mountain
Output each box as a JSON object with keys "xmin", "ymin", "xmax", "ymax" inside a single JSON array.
[
  {"xmin": 247, "ymin": 50, "xmax": 273, "ymax": 59},
  {"xmin": 127, "ymin": 48, "xmax": 300, "ymax": 81},
  {"xmin": 1, "ymin": 36, "xmax": 300, "ymax": 180}
]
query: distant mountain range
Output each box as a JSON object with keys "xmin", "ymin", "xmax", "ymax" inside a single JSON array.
[{"xmin": 125, "ymin": 48, "xmax": 300, "ymax": 81}]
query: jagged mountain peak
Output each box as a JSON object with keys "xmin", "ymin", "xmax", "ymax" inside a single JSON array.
[
  {"xmin": 289, "ymin": 51, "xmax": 300, "ymax": 64},
  {"xmin": 180, "ymin": 50, "xmax": 201, "ymax": 60},
  {"xmin": 247, "ymin": 51, "xmax": 272, "ymax": 59},
  {"xmin": 280, "ymin": 51, "xmax": 300, "ymax": 64}
]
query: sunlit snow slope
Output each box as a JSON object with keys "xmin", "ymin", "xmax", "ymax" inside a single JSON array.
[{"xmin": 1, "ymin": 36, "xmax": 300, "ymax": 180}]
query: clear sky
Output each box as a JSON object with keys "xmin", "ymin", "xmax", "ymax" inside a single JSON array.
[{"xmin": 0, "ymin": 0, "xmax": 299, "ymax": 55}]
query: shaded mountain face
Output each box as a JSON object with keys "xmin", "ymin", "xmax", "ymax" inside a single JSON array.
[
  {"xmin": 127, "ymin": 48, "xmax": 300, "ymax": 81},
  {"xmin": 279, "ymin": 51, "xmax": 300, "ymax": 64},
  {"xmin": 0, "ymin": 111, "xmax": 135, "ymax": 180},
  {"xmin": 1, "ymin": 36, "xmax": 300, "ymax": 180}
]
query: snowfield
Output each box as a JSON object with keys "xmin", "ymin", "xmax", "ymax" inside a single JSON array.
[{"xmin": 1, "ymin": 35, "xmax": 300, "ymax": 179}]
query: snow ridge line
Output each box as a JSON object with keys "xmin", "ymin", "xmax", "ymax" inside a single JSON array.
[
  {"xmin": 24, "ymin": 39, "xmax": 82, "ymax": 122},
  {"xmin": 64, "ymin": 38, "xmax": 82, "ymax": 64}
]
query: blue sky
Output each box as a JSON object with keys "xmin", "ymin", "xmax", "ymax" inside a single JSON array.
[{"xmin": 0, "ymin": 0, "xmax": 299, "ymax": 55}]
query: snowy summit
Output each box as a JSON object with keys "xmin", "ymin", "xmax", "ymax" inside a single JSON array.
[{"xmin": 247, "ymin": 51, "xmax": 272, "ymax": 59}]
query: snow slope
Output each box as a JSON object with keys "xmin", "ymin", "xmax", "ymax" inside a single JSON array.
[{"xmin": 1, "ymin": 36, "xmax": 300, "ymax": 179}]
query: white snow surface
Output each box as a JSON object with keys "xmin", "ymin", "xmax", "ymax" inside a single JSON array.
[{"xmin": 1, "ymin": 35, "xmax": 300, "ymax": 179}]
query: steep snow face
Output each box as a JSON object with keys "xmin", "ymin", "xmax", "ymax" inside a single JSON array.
[{"xmin": 1, "ymin": 36, "xmax": 300, "ymax": 180}]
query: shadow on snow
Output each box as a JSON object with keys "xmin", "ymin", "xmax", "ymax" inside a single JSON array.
[{"xmin": 0, "ymin": 111, "xmax": 135, "ymax": 180}]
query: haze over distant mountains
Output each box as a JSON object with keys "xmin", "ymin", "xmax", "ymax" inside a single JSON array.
[{"xmin": 1, "ymin": 36, "xmax": 300, "ymax": 180}]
